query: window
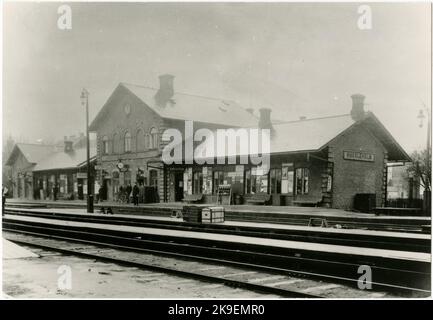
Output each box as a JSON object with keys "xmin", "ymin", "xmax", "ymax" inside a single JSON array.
[
  {"xmin": 245, "ymin": 167, "xmax": 268, "ymax": 194},
  {"xmin": 136, "ymin": 129, "xmax": 145, "ymax": 151},
  {"xmin": 124, "ymin": 131, "xmax": 131, "ymax": 152},
  {"xmin": 213, "ymin": 171, "xmax": 224, "ymax": 193},
  {"xmin": 270, "ymin": 168, "xmax": 282, "ymax": 194},
  {"xmin": 245, "ymin": 169, "xmax": 251, "ymax": 194},
  {"xmin": 124, "ymin": 170, "xmax": 131, "ymax": 186},
  {"xmin": 295, "ymin": 168, "xmax": 309, "ymax": 194},
  {"xmin": 113, "ymin": 133, "xmax": 121, "ymax": 154},
  {"xmin": 149, "ymin": 170, "xmax": 158, "ymax": 187},
  {"xmin": 144, "ymin": 134, "xmax": 151, "ymax": 150},
  {"xmin": 102, "ymin": 136, "xmax": 109, "ymax": 154},
  {"xmin": 150, "ymin": 127, "xmax": 158, "ymax": 149},
  {"xmin": 193, "ymin": 171, "xmax": 203, "ymax": 194}
]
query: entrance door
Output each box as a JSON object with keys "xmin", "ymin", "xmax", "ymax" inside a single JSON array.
[{"xmin": 174, "ymin": 171, "xmax": 184, "ymax": 201}]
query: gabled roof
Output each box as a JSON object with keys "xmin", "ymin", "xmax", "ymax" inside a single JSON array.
[
  {"xmin": 32, "ymin": 147, "xmax": 97, "ymax": 172},
  {"xmin": 89, "ymin": 83, "xmax": 258, "ymax": 131},
  {"xmin": 180, "ymin": 113, "xmax": 410, "ymax": 162},
  {"xmin": 5, "ymin": 143, "xmax": 56, "ymax": 166}
]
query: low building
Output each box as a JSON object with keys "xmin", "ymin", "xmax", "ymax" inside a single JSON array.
[
  {"xmin": 5, "ymin": 143, "xmax": 57, "ymax": 199},
  {"xmin": 32, "ymin": 139, "xmax": 97, "ymax": 200},
  {"xmin": 169, "ymin": 95, "xmax": 411, "ymax": 209}
]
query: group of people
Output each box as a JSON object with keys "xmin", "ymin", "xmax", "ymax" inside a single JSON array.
[{"xmin": 115, "ymin": 182, "xmax": 144, "ymax": 206}]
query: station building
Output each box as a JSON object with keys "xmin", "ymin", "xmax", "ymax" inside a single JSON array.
[
  {"xmin": 31, "ymin": 139, "xmax": 97, "ymax": 201},
  {"xmin": 89, "ymin": 75, "xmax": 257, "ymax": 202},
  {"xmin": 5, "ymin": 138, "xmax": 96, "ymax": 201},
  {"xmin": 90, "ymin": 75, "xmax": 411, "ymax": 209},
  {"xmin": 5, "ymin": 143, "xmax": 57, "ymax": 199}
]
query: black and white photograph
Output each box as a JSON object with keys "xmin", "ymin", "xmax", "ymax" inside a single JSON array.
[{"xmin": 0, "ymin": 0, "xmax": 432, "ymax": 304}]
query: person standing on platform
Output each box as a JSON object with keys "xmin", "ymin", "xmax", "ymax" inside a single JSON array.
[
  {"xmin": 132, "ymin": 182, "xmax": 139, "ymax": 206},
  {"xmin": 138, "ymin": 182, "xmax": 145, "ymax": 204},
  {"xmin": 126, "ymin": 183, "xmax": 132, "ymax": 204},
  {"xmin": 98, "ymin": 185, "xmax": 104, "ymax": 203}
]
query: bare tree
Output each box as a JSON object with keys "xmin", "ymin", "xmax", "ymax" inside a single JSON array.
[{"xmin": 407, "ymin": 149, "xmax": 431, "ymax": 191}]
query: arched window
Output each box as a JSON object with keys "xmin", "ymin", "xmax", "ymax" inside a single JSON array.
[
  {"xmin": 124, "ymin": 131, "xmax": 131, "ymax": 153},
  {"xmin": 136, "ymin": 129, "xmax": 145, "ymax": 151},
  {"xmin": 102, "ymin": 136, "xmax": 109, "ymax": 154},
  {"xmin": 150, "ymin": 127, "xmax": 158, "ymax": 149},
  {"xmin": 112, "ymin": 133, "xmax": 119, "ymax": 154},
  {"xmin": 144, "ymin": 134, "xmax": 151, "ymax": 150}
]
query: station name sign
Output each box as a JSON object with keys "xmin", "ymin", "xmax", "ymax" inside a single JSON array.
[{"xmin": 343, "ymin": 150, "xmax": 375, "ymax": 162}]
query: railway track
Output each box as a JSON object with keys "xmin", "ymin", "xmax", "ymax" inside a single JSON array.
[
  {"xmin": 5, "ymin": 201, "xmax": 431, "ymax": 233},
  {"xmin": 4, "ymin": 207, "xmax": 431, "ymax": 253},
  {"xmin": 3, "ymin": 212, "xmax": 430, "ymax": 297},
  {"xmin": 4, "ymin": 231, "xmax": 426, "ymax": 298}
]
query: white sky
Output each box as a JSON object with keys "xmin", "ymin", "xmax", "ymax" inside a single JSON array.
[{"xmin": 2, "ymin": 1, "xmax": 431, "ymax": 153}]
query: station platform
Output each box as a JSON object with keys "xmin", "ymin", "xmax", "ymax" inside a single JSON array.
[
  {"xmin": 4, "ymin": 198, "xmax": 431, "ymax": 230},
  {"xmin": 4, "ymin": 206, "xmax": 431, "ymax": 241},
  {"xmin": 2, "ymin": 238, "xmax": 39, "ymax": 259},
  {"xmin": 4, "ymin": 213, "xmax": 430, "ymax": 263}
]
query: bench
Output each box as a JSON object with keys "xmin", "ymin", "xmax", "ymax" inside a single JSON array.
[
  {"xmin": 373, "ymin": 207, "xmax": 423, "ymax": 216},
  {"xmin": 246, "ymin": 193, "xmax": 271, "ymax": 205},
  {"xmin": 182, "ymin": 194, "xmax": 203, "ymax": 203},
  {"xmin": 293, "ymin": 199, "xmax": 322, "ymax": 207}
]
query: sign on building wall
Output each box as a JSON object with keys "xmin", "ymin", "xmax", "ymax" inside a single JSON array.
[{"xmin": 343, "ymin": 150, "xmax": 375, "ymax": 162}]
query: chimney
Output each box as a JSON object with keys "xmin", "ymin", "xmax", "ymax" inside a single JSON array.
[
  {"xmin": 155, "ymin": 74, "xmax": 175, "ymax": 107},
  {"xmin": 246, "ymin": 108, "xmax": 254, "ymax": 115},
  {"xmin": 64, "ymin": 140, "xmax": 73, "ymax": 153},
  {"xmin": 258, "ymin": 108, "xmax": 273, "ymax": 130},
  {"xmin": 350, "ymin": 94, "xmax": 366, "ymax": 121}
]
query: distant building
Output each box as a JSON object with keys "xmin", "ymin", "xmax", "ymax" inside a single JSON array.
[
  {"xmin": 32, "ymin": 138, "xmax": 97, "ymax": 201},
  {"xmin": 5, "ymin": 138, "xmax": 96, "ymax": 201},
  {"xmin": 5, "ymin": 143, "xmax": 57, "ymax": 199}
]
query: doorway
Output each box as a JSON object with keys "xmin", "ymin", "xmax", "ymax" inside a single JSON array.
[{"xmin": 174, "ymin": 171, "xmax": 184, "ymax": 201}]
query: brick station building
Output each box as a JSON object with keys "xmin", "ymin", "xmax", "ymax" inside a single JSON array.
[{"xmin": 90, "ymin": 75, "xmax": 410, "ymax": 209}]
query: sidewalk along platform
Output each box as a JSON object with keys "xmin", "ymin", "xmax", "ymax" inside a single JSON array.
[
  {"xmin": 5, "ymin": 214, "xmax": 430, "ymax": 264},
  {"xmin": 5, "ymin": 206, "xmax": 431, "ymax": 242},
  {"xmin": 5, "ymin": 199, "xmax": 431, "ymax": 231},
  {"xmin": 3, "ymin": 238, "xmax": 39, "ymax": 259}
]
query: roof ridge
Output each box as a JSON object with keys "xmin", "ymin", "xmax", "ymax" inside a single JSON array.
[
  {"xmin": 17, "ymin": 142, "xmax": 55, "ymax": 147},
  {"xmin": 121, "ymin": 82, "xmax": 237, "ymax": 104},
  {"xmin": 274, "ymin": 113, "xmax": 351, "ymax": 126}
]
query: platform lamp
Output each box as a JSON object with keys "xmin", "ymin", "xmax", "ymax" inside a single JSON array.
[{"xmin": 81, "ymin": 88, "xmax": 93, "ymax": 213}]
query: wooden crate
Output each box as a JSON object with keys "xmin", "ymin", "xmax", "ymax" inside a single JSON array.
[{"xmin": 202, "ymin": 206, "xmax": 225, "ymax": 223}]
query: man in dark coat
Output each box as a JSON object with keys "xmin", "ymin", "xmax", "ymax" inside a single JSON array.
[
  {"xmin": 126, "ymin": 183, "xmax": 132, "ymax": 203},
  {"xmin": 132, "ymin": 182, "xmax": 140, "ymax": 206}
]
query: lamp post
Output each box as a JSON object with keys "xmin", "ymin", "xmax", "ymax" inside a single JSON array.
[{"xmin": 81, "ymin": 88, "xmax": 93, "ymax": 213}]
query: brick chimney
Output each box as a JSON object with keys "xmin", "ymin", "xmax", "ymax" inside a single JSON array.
[
  {"xmin": 155, "ymin": 74, "xmax": 175, "ymax": 107},
  {"xmin": 258, "ymin": 108, "xmax": 273, "ymax": 130},
  {"xmin": 350, "ymin": 94, "xmax": 366, "ymax": 121},
  {"xmin": 64, "ymin": 136, "xmax": 73, "ymax": 153}
]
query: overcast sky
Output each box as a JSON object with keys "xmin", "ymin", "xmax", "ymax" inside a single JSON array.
[{"xmin": 2, "ymin": 2, "xmax": 431, "ymax": 153}]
